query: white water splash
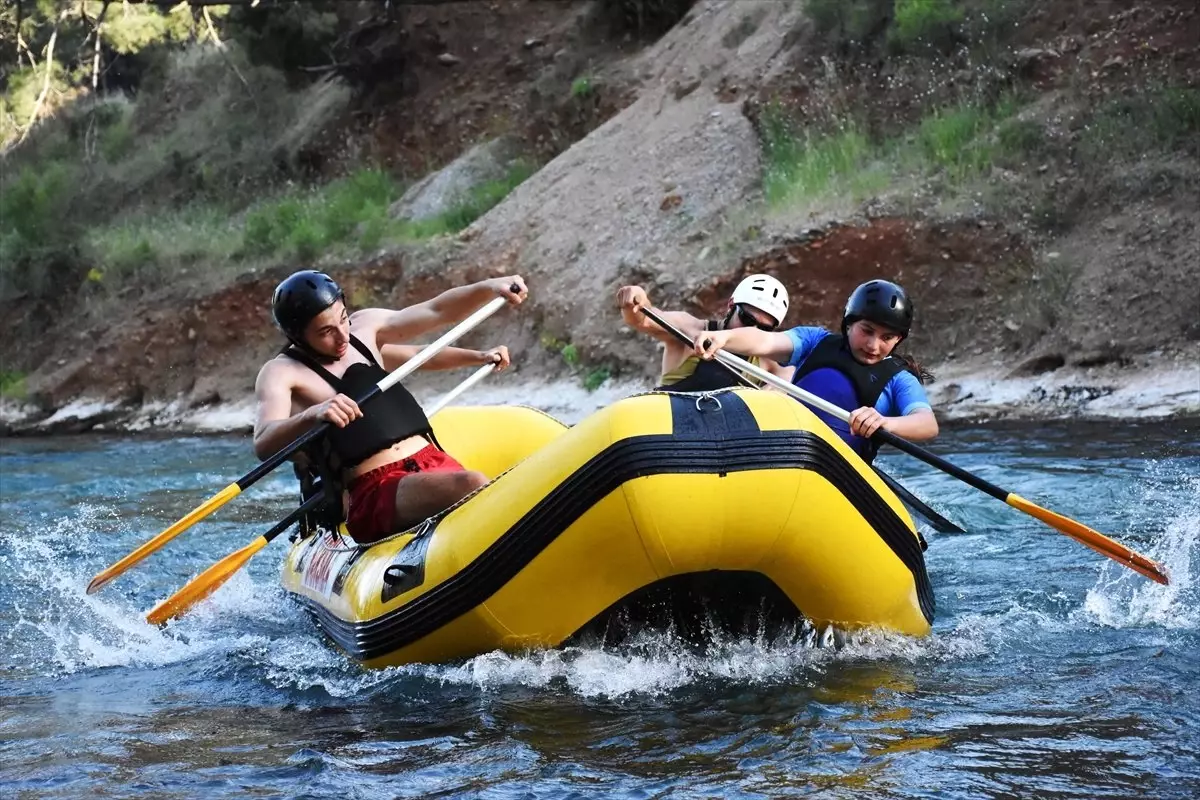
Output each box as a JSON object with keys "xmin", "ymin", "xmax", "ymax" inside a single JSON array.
[
  {"xmin": 0, "ymin": 501, "xmax": 1018, "ymax": 698},
  {"xmin": 393, "ymin": 621, "xmax": 1004, "ymax": 700},
  {"xmin": 1081, "ymin": 470, "xmax": 1199, "ymax": 630},
  {"xmin": 5, "ymin": 505, "xmax": 185, "ymax": 673},
  {"xmin": 1, "ymin": 503, "xmax": 288, "ymax": 676}
]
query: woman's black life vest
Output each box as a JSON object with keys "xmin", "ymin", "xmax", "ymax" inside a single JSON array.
[
  {"xmin": 790, "ymin": 334, "xmax": 916, "ymax": 464},
  {"xmin": 283, "ymin": 334, "xmax": 438, "ymax": 538}
]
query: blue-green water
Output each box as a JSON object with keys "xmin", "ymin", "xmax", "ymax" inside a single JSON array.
[{"xmin": 2, "ymin": 418, "xmax": 1198, "ymax": 798}]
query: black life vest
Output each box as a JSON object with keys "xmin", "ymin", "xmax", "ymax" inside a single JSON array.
[
  {"xmin": 654, "ymin": 320, "xmax": 758, "ymax": 393},
  {"xmin": 791, "ymin": 334, "xmax": 914, "ymax": 463},
  {"xmin": 283, "ymin": 334, "xmax": 435, "ymax": 469}
]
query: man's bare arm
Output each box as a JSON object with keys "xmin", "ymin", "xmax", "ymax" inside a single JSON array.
[
  {"xmin": 251, "ymin": 362, "xmax": 361, "ymax": 459},
  {"xmin": 381, "ymin": 344, "xmax": 510, "ymax": 372},
  {"xmin": 356, "ymin": 276, "xmax": 527, "ymax": 348},
  {"xmin": 615, "ymin": 284, "xmax": 708, "ymax": 347}
]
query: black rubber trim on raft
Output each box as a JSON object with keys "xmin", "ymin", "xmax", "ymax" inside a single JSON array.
[
  {"xmin": 565, "ymin": 570, "xmax": 808, "ymax": 649},
  {"xmin": 298, "ymin": 392, "xmax": 935, "ymax": 661}
]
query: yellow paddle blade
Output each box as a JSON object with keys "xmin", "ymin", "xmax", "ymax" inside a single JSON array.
[
  {"xmin": 144, "ymin": 535, "xmax": 269, "ymax": 626},
  {"xmin": 87, "ymin": 483, "xmax": 242, "ymax": 594},
  {"xmin": 1007, "ymin": 493, "xmax": 1170, "ymax": 585}
]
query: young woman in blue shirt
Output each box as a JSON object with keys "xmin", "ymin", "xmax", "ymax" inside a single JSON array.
[{"xmin": 692, "ymin": 279, "xmax": 939, "ymax": 463}]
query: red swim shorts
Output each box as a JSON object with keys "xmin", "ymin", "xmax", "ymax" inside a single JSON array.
[{"xmin": 345, "ymin": 444, "xmax": 465, "ymax": 543}]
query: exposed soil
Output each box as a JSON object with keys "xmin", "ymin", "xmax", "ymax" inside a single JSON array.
[
  {"xmin": 2, "ymin": 0, "xmax": 1197, "ymax": 434},
  {"xmin": 342, "ymin": 0, "xmax": 641, "ymax": 176},
  {"xmin": 692, "ymin": 218, "xmax": 1035, "ymax": 363}
]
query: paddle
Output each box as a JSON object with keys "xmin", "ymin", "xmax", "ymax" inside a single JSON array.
[
  {"xmin": 870, "ymin": 468, "xmax": 964, "ymax": 536},
  {"xmin": 145, "ymin": 493, "xmax": 326, "ymax": 626},
  {"xmin": 90, "ymin": 288, "xmax": 518, "ymax": 595},
  {"xmin": 639, "ymin": 307, "xmax": 1169, "ymax": 585},
  {"xmin": 639, "ymin": 307, "xmax": 963, "ymax": 535},
  {"xmin": 144, "ymin": 352, "xmax": 505, "ymax": 626},
  {"xmin": 427, "ymin": 362, "xmax": 496, "ymax": 417}
]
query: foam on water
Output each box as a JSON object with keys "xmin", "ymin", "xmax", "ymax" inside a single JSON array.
[
  {"xmin": 0, "ymin": 497, "xmax": 1070, "ymax": 700},
  {"xmin": 387, "ymin": 619, "xmax": 1007, "ymax": 700},
  {"xmin": 1, "ymin": 502, "xmax": 291, "ymax": 678},
  {"xmin": 1081, "ymin": 468, "xmax": 1199, "ymax": 630},
  {"xmin": 4, "ymin": 507, "xmax": 190, "ymax": 674}
]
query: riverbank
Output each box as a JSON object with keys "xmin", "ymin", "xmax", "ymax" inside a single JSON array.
[
  {"xmin": 2, "ymin": 2, "xmax": 1196, "ymax": 438},
  {"xmin": 2, "ymin": 349, "xmax": 1195, "ymax": 437}
]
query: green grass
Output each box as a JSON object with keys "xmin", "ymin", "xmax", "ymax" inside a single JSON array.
[
  {"xmin": 1080, "ymin": 86, "xmax": 1200, "ymax": 162},
  {"xmin": 890, "ymin": 0, "xmax": 963, "ymax": 54},
  {"xmin": 761, "ymin": 112, "xmax": 888, "ymax": 206},
  {"xmin": 802, "ymin": 0, "xmax": 1032, "ymax": 57},
  {"xmin": 761, "ymin": 96, "xmax": 1029, "ymax": 208},
  {"xmin": 0, "ymin": 371, "xmax": 27, "ymax": 400},
  {"xmin": 909, "ymin": 101, "xmax": 1012, "ymax": 182},
  {"xmin": 399, "ymin": 160, "xmax": 537, "ymax": 238},
  {"xmin": 239, "ymin": 159, "xmax": 535, "ymax": 261},
  {"xmin": 1, "ymin": 156, "xmax": 537, "ymax": 307},
  {"xmin": 760, "ymin": 83, "xmax": 1197, "ymax": 225},
  {"xmin": 85, "ymin": 206, "xmax": 246, "ymax": 285},
  {"xmin": 538, "ymin": 334, "xmax": 611, "ymax": 391},
  {"xmin": 570, "ymin": 76, "xmax": 594, "ymax": 99},
  {"xmin": 241, "ymin": 168, "xmax": 399, "ymax": 261},
  {"xmin": 583, "ymin": 366, "xmax": 611, "ymax": 392}
]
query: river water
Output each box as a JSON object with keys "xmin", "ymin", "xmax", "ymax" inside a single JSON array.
[{"xmin": 2, "ymin": 402, "xmax": 1198, "ymax": 798}]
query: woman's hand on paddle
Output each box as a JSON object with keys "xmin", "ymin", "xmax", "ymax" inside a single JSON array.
[
  {"xmin": 482, "ymin": 345, "xmax": 511, "ymax": 372},
  {"xmin": 308, "ymin": 393, "xmax": 362, "ymax": 428},
  {"xmin": 693, "ymin": 329, "xmax": 734, "ymax": 360},
  {"xmin": 848, "ymin": 406, "xmax": 888, "ymax": 438}
]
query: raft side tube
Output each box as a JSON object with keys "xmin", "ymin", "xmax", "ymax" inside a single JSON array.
[{"xmin": 282, "ymin": 390, "xmax": 934, "ymax": 667}]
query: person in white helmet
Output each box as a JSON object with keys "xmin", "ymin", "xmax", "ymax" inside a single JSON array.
[{"xmin": 616, "ymin": 274, "xmax": 793, "ymax": 392}]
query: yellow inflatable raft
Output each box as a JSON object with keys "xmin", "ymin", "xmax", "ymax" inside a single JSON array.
[{"xmin": 280, "ymin": 388, "xmax": 934, "ymax": 668}]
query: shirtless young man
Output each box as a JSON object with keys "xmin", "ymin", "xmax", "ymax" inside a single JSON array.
[{"xmin": 253, "ymin": 269, "xmax": 527, "ymax": 544}]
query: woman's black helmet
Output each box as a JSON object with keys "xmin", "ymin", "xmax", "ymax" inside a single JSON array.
[
  {"xmin": 271, "ymin": 270, "xmax": 345, "ymax": 345},
  {"xmin": 842, "ymin": 280, "xmax": 914, "ymax": 339}
]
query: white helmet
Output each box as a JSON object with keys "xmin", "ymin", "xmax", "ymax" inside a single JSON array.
[{"xmin": 730, "ymin": 274, "xmax": 789, "ymax": 327}]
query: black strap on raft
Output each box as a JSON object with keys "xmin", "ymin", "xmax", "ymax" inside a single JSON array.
[{"xmin": 290, "ymin": 435, "xmax": 347, "ymax": 541}]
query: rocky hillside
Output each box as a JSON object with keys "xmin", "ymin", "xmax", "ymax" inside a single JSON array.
[{"xmin": 1, "ymin": 0, "xmax": 1197, "ymax": 434}]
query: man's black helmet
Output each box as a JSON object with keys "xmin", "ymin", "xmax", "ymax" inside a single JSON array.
[
  {"xmin": 271, "ymin": 270, "xmax": 345, "ymax": 344},
  {"xmin": 842, "ymin": 280, "xmax": 914, "ymax": 339}
]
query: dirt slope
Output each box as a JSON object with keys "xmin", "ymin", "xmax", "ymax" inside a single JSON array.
[{"xmin": 2, "ymin": 0, "xmax": 1197, "ymax": 433}]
